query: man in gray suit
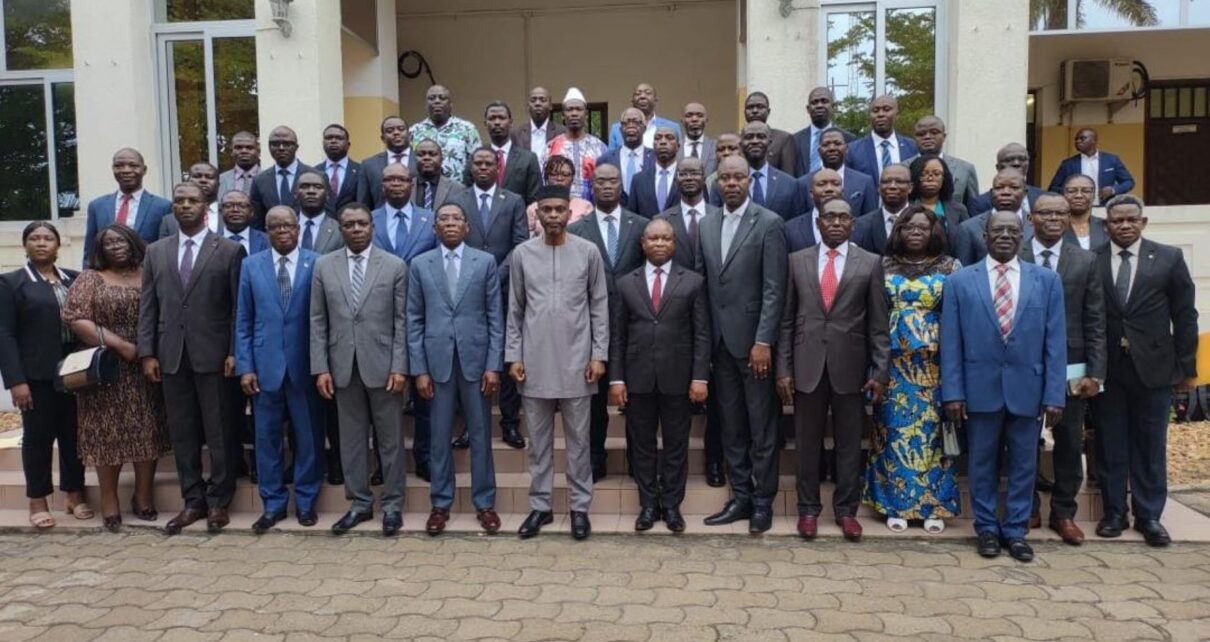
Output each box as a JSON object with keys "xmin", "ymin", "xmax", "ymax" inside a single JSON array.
[
  {"xmin": 956, "ymin": 168, "xmax": 1033, "ymax": 267},
  {"xmin": 699, "ymin": 155, "xmax": 788, "ymax": 534},
  {"xmin": 678, "ymin": 102, "xmax": 718, "ymax": 176},
  {"xmin": 407, "ymin": 203, "xmax": 504, "ymax": 536},
  {"xmin": 412, "ymin": 139, "xmax": 466, "ymax": 211},
  {"xmin": 906, "ymin": 116, "xmax": 980, "ymax": 211},
  {"xmin": 1022, "ymin": 193, "xmax": 1106, "ymax": 545},
  {"xmin": 218, "ymin": 130, "xmax": 261, "ymax": 202},
  {"xmin": 310, "ymin": 203, "xmax": 409, "ymax": 536},
  {"xmin": 357, "ymin": 116, "xmax": 418, "ymax": 210},
  {"xmin": 776, "ymin": 199, "xmax": 889, "ymax": 542},
  {"xmin": 138, "ymin": 182, "xmax": 246, "ymax": 535},
  {"xmin": 294, "ymin": 170, "xmax": 345, "ymax": 255}
]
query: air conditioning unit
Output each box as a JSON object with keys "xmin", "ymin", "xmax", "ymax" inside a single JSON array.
[{"xmin": 1060, "ymin": 59, "xmax": 1135, "ymax": 102}]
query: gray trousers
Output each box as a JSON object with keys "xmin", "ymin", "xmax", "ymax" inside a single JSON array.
[
  {"xmin": 524, "ymin": 396, "xmax": 592, "ymax": 512},
  {"xmin": 335, "ymin": 362, "xmax": 406, "ymax": 514}
]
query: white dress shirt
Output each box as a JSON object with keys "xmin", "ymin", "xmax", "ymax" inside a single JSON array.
[
  {"xmin": 205, "ymin": 202, "xmax": 221, "ymax": 234},
  {"xmin": 642, "ymin": 117, "xmax": 659, "ymax": 149},
  {"xmin": 530, "ymin": 120, "xmax": 549, "ymax": 161},
  {"xmin": 115, "ymin": 189, "xmax": 144, "ymax": 228},
  {"xmin": 474, "ymin": 185, "xmax": 497, "ymax": 209},
  {"xmin": 346, "ymin": 244, "xmax": 372, "ymax": 282},
  {"xmin": 387, "ymin": 148, "xmax": 411, "ymax": 167},
  {"xmin": 223, "ymin": 225, "xmax": 252, "ymax": 254},
  {"xmin": 1031, "ymin": 238, "xmax": 1062, "ymax": 270},
  {"xmin": 272, "ymin": 247, "xmax": 300, "ymax": 286},
  {"xmin": 683, "ymin": 136, "xmax": 705, "ymax": 159},
  {"xmin": 595, "ymin": 206, "xmax": 623, "ymax": 245},
  {"xmin": 818, "ymin": 241, "xmax": 849, "ymax": 283},
  {"xmin": 622, "ymin": 145, "xmax": 646, "ymax": 190},
  {"xmin": 385, "ymin": 202, "xmax": 415, "ymax": 247},
  {"xmin": 177, "ymin": 227, "xmax": 210, "ymax": 270},
  {"xmin": 1075, "ymin": 233, "xmax": 1090, "ymax": 251},
  {"xmin": 1080, "ymin": 152, "xmax": 1100, "ymax": 195},
  {"xmin": 1110, "ymin": 238, "xmax": 1143, "ymax": 300},
  {"xmin": 985, "ymin": 256, "xmax": 1021, "ymax": 305},
  {"xmin": 882, "ymin": 204, "xmax": 908, "ymax": 237}
]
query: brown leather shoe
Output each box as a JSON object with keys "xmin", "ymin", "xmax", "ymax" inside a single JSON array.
[
  {"xmin": 1029, "ymin": 514, "xmax": 1042, "ymax": 530},
  {"xmin": 206, "ymin": 508, "xmax": 230, "ymax": 533},
  {"xmin": 477, "ymin": 508, "xmax": 501, "ymax": 535},
  {"xmin": 1049, "ymin": 518, "xmax": 1085, "ymax": 545},
  {"xmin": 426, "ymin": 508, "xmax": 450, "ymax": 536},
  {"xmin": 836, "ymin": 516, "xmax": 863, "ymax": 542},
  {"xmin": 796, "ymin": 514, "xmax": 818, "ymax": 540},
  {"xmin": 165, "ymin": 506, "xmax": 206, "ymax": 535}
]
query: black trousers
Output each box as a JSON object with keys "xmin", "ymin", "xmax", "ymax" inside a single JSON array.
[
  {"xmin": 793, "ymin": 369, "xmax": 864, "ymax": 517},
  {"xmin": 713, "ymin": 345, "xmax": 781, "ymax": 508},
  {"xmin": 590, "ymin": 378, "xmax": 610, "ymax": 466},
  {"xmin": 704, "ymin": 390, "xmax": 724, "ymax": 467},
  {"xmin": 497, "ymin": 271, "xmax": 522, "ymax": 435},
  {"xmin": 1033, "ymin": 395, "xmax": 1086, "ymax": 521},
  {"xmin": 1099, "ymin": 351, "xmax": 1172, "ymax": 521},
  {"xmin": 21, "ymin": 379, "xmax": 84, "ymax": 498},
  {"xmin": 627, "ymin": 391, "xmax": 692, "ymax": 508},
  {"xmin": 162, "ymin": 351, "xmax": 237, "ymax": 509}
]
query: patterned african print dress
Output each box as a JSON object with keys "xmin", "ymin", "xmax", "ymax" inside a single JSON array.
[{"xmin": 862, "ymin": 255, "xmax": 961, "ymax": 519}]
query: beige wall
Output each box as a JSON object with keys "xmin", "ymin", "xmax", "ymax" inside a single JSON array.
[{"xmin": 394, "ymin": 0, "xmax": 737, "ymax": 139}]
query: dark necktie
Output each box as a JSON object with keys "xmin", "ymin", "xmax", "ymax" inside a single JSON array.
[
  {"xmin": 395, "ymin": 210, "xmax": 409, "ymax": 253},
  {"xmin": 479, "ymin": 193, "xmax": 491, "ymax": 230},
  {"xmin": 1040, "ymin": 249, "xmax": 1054, "ymax": 270},
  {"xmin": 277, "ymin": 256, "xmax": 292, "ymax": 308},
  {"xmin": 752, "ymin": 171, "xmax": 765, "ymax": 205},
  {"xmin": 278, "ymin": 168, "xmax": 291, "ymax": 205},
  {"xmin": 686, "ymin": 208, "xmax": 699, "ymax": 250},
  {"xmin": 179, "ymin": 239, "xmax": 195, "ymax": 287},
  {"xmin": 301, "ymin": 219, "xmax": 315, "ymax": 251},
  {"xmin": 691, "ymin": 141, "xmax": 700, "ymax": 159},
  {"xmin": 423, "ymin": 181, "xmax": 435, "ymax": 210},
  {"xmin": 1116, "ymin": 250, "xmax": 1133, "ymax": 303},
  {"xmin": 651, "ymin": 267, "xmax": 664, "ymax": 313},
  {"xmin": 495, "ymin": 149, "xmax": 507, "ymax": 186}
]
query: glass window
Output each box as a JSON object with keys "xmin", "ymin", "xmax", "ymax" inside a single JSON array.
[
  {"xmin": 52, "ymin": 82, "xmax": 78, "ymax": 218},
  {"xmin": 212, "ymin": 37, "xmax": 258, "ymax": 173},
  {"xmin": 163, "ymin": 0, "xmax": 254, "ymax": 22},
  {"xmin": 0, "ymin": 84, "xmax": 51, "ymax": 220},
  {"xmin": 1080, "ymin": 0, "xmax": 1179, "ymax": 29},
  {"xmin": 885, "ymin": 7, "xmax": 936, "ymax": 136},
  {"xmin": 3, "ymin": 0, "xmax": 72, "ymax": 71},
  {"xmin": 1030, "ymin": 0, "xmax": 1070, "ymax": 30},
  {"xmin": 1193, "ymin": 0, "xmax": 1210, "ymax": 24},
  {"xmin": 168, "ymin": 40, "xmax": 208, "ymax": 183},
  {"xmin": 825, "ymin": 10, "xmax": 876, "ymax": 136}
]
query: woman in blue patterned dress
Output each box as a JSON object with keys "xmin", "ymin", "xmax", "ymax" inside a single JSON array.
[{"xmin": 863, "ymin": 206, "xmax": 961, "ymax": 534}]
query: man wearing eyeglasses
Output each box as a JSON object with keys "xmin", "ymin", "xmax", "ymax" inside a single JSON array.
[
  {"xmin": 1021, "ymin": 193, "xmax": 1105, "ymax": 546},
  {"xmin": 249, "ymin": 126, "xmax": 314, "ymax": 230}
]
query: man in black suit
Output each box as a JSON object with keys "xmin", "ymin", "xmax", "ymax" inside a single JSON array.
[
  {"xmin": 608, "ymin": 218, "xmax": 711, "ymax": 533},
  {"xmin": 797, "ymin": 129, "xmax": 878, "ymax": 218},
  {"xmin": 968, "ymin": 144, "xmax": 1044, "ymax": 214},
  {"xmin": 784, "ymin": 168, "xmax": 843, "ymax": 252},
  {"xmin": 138, "ymin": 182, "xmax": 246, "ymax": 535},
  {"xmin": 629, "ymin": 127, "xmax": 680, "ymax": 217},
  {"xmin": 743, "ymin": 92, "xmax": 797, "ymax": 176},
  {"xmin": 792, "ymin": 86, "xmax": 855, "ymax": 177},
  {"xmin": 1096, "ymin": 195, "xmax": 1198, "ymax": 547},
  {"xmin": 1020, "ymin": 193, "xmax": 1106, "ymax": 546},
  {"xmin": 568, "ymin": 163, "xmax": 649, "ymax": 480},
  {"xmin": 357, "ymin": 116, "xmax": 416, "ymax": 210},
  {"xmin": 472, "ymin": 101, "xmax": 541, "ymax": 204},
  {"xmin": 656, "ymin": 157, "xmax": 726, "ymax": 486},
  {"xmin": 700, "ymin": 155, "xmax": 788, "ymax": 534},
  {"xmin": 852, "ymin": 163, "xmax": 912, "ymax": 255},
  {"xmin": 448, "ymin": 147, "xmax": 529, "ymax": 449},
  {"xmin": 412, "ymin": 139, "xmax": 465, "ymax": 211},
  {"xmin": 249, "ymin": 125, "xmax": 312, "ymax": 229},
  {"xmin": 510, "ymin": 86, "xmax": 566, "ymax": 165},
  {"xmin": 316, "ymin": 124, "xmax": 362, "ymax": 215},
  {"xmin": 711, "ymin": 121, "xmax": 802, "ymax": 221}
]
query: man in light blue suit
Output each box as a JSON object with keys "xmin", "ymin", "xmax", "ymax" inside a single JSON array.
[
  {"xmin": 235, "ymin": 205, "xmax": 324, "ymax": 533},
  {"xmin": 607, "ymin": 83, "xmax": 682, "ymax": 152},
  {"xmin": 942, "ymin": 211, "xmax": 1066, "ymax": 563},
  {"xmin": 371, "ymin": 162, "xmax": 438, "ymax": 481},
  {"xmin": 84, "ymin": 148, "xmax": 171, "ymax": 265},
  {"xmin": 407, "ymin": 202, "xmax": 504, "ymax": 536},
  {"xmin": 1047, "ymin": 128, "xmax": 1135, "ymax": 206}
]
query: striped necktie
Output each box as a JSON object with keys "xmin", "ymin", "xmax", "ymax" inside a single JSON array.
[
  {"xmin": 350, "ymin": 255, "xmax": 365, "ymax": 307},
  {"xmin": 993, "ymin": 264, "xmax": 1014, "ymax": 338}
]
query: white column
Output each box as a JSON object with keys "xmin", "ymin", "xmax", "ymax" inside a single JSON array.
[
  {"xmin": 254, "ymin": 0, "xmax": 344, "ymax": 160},
  {"xmin": 743, "ymin": 0, "xmax": 820, "ymax": 132},
  {"xmin": 945, "ymin": 0, "xmax": 1029, "ymax": 179},
  {"xmin": 342, "ymin": 0, "xmax": 401, "ymax": 161}
]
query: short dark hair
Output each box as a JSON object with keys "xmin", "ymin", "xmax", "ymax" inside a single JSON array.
[
  {"xmin": 296, "ymin": 169, "xmax": 330, "ymax": 194},
  {"xmin": 1105, "ymin": 194, "xmax": 1144, "ymax": 215},
  {"xmin": 380, "ymin": 115, "xmax": 406, "ymax": 132},
  {"xmin": 189, "ymin": 161, "xmax": 218, "ymax": 174},
  {"xmin": 436, "ymin": 202, "xmax": 467, "ymax": 220},
  {"xmin": 909, "ymin": 153, "xmax": 955, "ymax": 203},
  {"xmin": 985, "ymin": 210, "xmax": 1024, "ymax": 234},
  {"xmin": 543, "ymin": 154, "xmax": 574, "ymax": 179},
  {"xmin": 483, "ymin": 100, "xmax": 512, "ymax": 119},
  {"xmin": 746, "ymin": 91, "xmax": 769, "ymax": 104},
  {"xmin": 231, "ymin": 130, "xmax": 258, "ymax": 142},
  {"xmin": 337, "ymin": 202, "xmax": 372, "ymax": 221},
  {"xmin": 886, "ymin": 204, "xmax": 947, "ymax": 258},
  {"xmin": 471, "ymin": 146, "xmax": 497, "ymax": 163},
  {"xmin": 323, "ymin": 123, "xmax": 350, "ymax": 138},
  {"xmin": 89, "ymin": 224, "xmax": 146, "ymax": 271},
  {"xmin": 1063, "ymin": 173, "xmax": 1096, "ymax": 190},
  {"xmin": 21, "ymin": 221, "xmax": 60, "ymax": 245}
]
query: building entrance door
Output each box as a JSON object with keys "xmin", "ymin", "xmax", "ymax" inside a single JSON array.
[{"xmin": 1146, "ymin": 80, "xmax": 1210, "ymax": 205}]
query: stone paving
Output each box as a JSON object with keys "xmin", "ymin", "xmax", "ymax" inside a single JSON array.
[{"xmin": 1, "ymin": 531, "xmax": 1209, "ymax": 642}]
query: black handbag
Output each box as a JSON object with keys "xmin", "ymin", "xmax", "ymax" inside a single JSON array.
[{"xmin": 54, "ymin": 324, "xmax": 120, "ymax": 393}]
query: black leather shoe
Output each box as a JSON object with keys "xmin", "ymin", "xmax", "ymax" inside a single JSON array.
[
  {"xmin": 331, "ymin": 510, "xmax": 372, "ymax": 534},
  {"xmin": 518, "ymin": 510, "xmax": 553, "ymax": 539},
  {"xmin": 705, "ymin": 462, "xmax": 726, "ymax": 488},
  {"xmin": 977, "ymin": 532, "xmax": 1001, "ymax": 558},
  {"xmin": 570, "ymin": 511, "xmax": 591, "ymax": 540},
  {"xmin": 749, "ymin": 506, "xmax": 773, "ymax": 534},
  {"xmin": 592, "ymin": 458, "xmax": 607, "ymax": 482},
  {"xmin": 635, "ymin": 507, "xmax": 659, "ymax": 531},
  {"xmin": 246, "ymin": 454, "xmax": 258, "ymax": 484},
  {"xmin": 1134, "ymin": 519, "xmax": 1171, "ymax": 547},
  {"xmin": 451, "ymin": 434, "xmax": 470, "ymax": 450},
  {"xmin": 414, "ymin": 462, "xmax": 432, "ymax": 483},
  {"xmin": 704, "ymin": 500, "xmax": 751, "ymax": 526},
  {"xmin": 501, "ymin": 427, "xmax": 526, "ymax": 449},
  {"xmin": 382, "ymin": 511, "xmax": 403, "ymax": 536},
  {"xmin": 1004, "ymin": 538, "xmax": 1034, "ymax": 562},
  {"xmin": 326, "ymin": 466, "xmax": 344, "ymax": 486},
  {"xmin": 370, "ymin": 470, "xmax": 384, "ymax": 486},
  {"xmin": 297, "ymin": 510, "xmax": 318, "ymax": 527},
  {"xmin": 252, "ymin": 511, "xmax": 287, "ymax": 534},
  {"xmin": 663, "ymin": 507, "xmax": 686, "ymax": 533},
  {"xmin": 1096, "ymin": 514, "xmax": 1129, "ymax": 538}
]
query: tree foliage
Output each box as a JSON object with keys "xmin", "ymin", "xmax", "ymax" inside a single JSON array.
[
  {"xmin": 3, "ymin": 0, "xmax": 72, "ymax": 70},
  {"xmin": 1030, "ymin": 0, "xmax": 1159, "ymax": 30}
]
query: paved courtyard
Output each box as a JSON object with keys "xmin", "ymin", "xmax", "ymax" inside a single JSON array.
[{"xmin": 1, "ymin": 529, "xmax": 1209, "ymax": 642}]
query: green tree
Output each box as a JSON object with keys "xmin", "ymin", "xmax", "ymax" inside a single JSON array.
[
  {"xmin": 1030, "ymin": 0, "xmax": 1159, "ymax": 30},
  {"xmin": 3, "ymin": 0, "xmax": 72, "ymax": 70}
]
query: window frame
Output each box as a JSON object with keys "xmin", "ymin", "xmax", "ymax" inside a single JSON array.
[{"xmin": 1031, "ymin": 0, "xmax": 1208, "ymax": 34}]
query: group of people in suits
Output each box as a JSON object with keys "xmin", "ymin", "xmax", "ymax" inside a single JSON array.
[{"xmin": 6, "ymin": 79, "xmax": 1190, "ymax": 560}]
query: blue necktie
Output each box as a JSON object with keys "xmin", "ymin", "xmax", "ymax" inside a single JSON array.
[
  {"xmin": 301, "ymin": 219, "xmax": 314, "ymax": 251},
  {"xmin": 604, "ymin": 215, "xmax": 618, "ymax": 265},
  {"xmin": 394, "ymin": 210, "xmax": 409, "ymax": 253},
  {"xmin": 278, "ymin": 168, "xmax": 291, "ymax": 205},
  {"xmin": 657, "ymin": 168, "xmax": 670, "ymax": 209},
  {"xmin": 752, "ymin": 170, "xmax": 765, "ymax": 205},
  {"xmin": 810, "ymin": 129, "xmax": 822, "ymax": 173},
  {"xmin": 479, "ymin": 193, "xmax": 491, "ymax": 231},
  {"xmin": 880, "ymin": 139, "xmax": 892, "ymax": 172}
]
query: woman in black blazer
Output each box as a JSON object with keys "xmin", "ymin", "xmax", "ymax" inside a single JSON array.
[
  {"xmin": 910, "ymin": 154, "xmax": 970, "ymax": 244},
  {"xmin": 0, "ymin": 222, "xmax": 90, "ymax": 528}
]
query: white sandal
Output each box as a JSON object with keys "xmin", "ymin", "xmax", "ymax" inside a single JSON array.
[
  {"xmin": 886, "ymin": 517, "xmax": 908, "ymax": 533},
  {"xmin": 924, "ymin": 519, "xmax": 945, "ymax": 534}
]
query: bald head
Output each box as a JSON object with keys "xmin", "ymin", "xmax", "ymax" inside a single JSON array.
[{"xmin": 871, "ymin": 95, "xmax": 899, "ymax": 136}]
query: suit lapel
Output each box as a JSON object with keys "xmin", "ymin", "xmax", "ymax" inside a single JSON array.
[
  {"xmin": 829, "ymin": 244, "xmax": 859, "ymax": 312},
  {"xmin": 972, "ymin": 262, "xmax": 1003, "ymax": 333},
  {"xmin": 617, "ymin": 212, "xmax": 641, "ymax": 267},
  {"xmin": 292, "ymin": 254, "xmax": 313, "ymax": 312},
  {"xmin": 1014, "ymin": 263, "xmax": 1036, "ymax": 328},
  {"xmin": 873, "ymin": 216, "xmax": 888, "ymax": 253},
  {"xmin": 1098, "ymin": 250, "xmax": 1122, "ymax": 312},
  {"xmin": 1127, "ymin": 240, "xmax": 1158, "ymax": 313},
  {"xmin": 581, "ymin": 215, "xmax": 611, "ymax": 269},
  {"xmin": 722, "ymin": 206, "xmax": 758, "ymax": 272},
  {"xmin": 488, "ymin": 191, "xmax": 507, "ymax": 233},
  {"xmin": 656, "ymin": 267, "xmax": 680, "ymax": 319},
  {"xmin": 701, "ymin": 209, "xmax": 723, "ymax": 269},
  {"xmin": 399, "ymin": 210, "xmax": 431, "ymax": 259},
  {"xmin": 183, "ymin": 233, "xmax": 219, "ymax": 300},
  {"xmin": 634, "ymin": 269, "xmax": 656, "ymax": 317},
  {"xmin": 355, "ymin": 250, "xmax": 385, "ymax": 313},
  {"xmin": 136, "ymin": 196, "xmax": 155, "ymax": 238},
  {"xmin": 452, "ymin": 251, "xmax": 474, "ymax": 307}
]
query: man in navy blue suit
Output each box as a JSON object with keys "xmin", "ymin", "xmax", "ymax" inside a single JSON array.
[
  {"xmin": 315, "ymin": 124, "xmax": 362, "ymax": 215},
  {"xmin": 236, "ymin": 206, "xmax": 324, "ymax": 533},
  {"xmin": 218, "ymin": 190, "xmax": 269, "ymax": 257},
  {"xmin": 852, "ymin": 163, "xmax": 912, "ymax": 255},
  {"xmin": 942, "ymin": 211, "xmax": 1066, "ymax": 562},
  {"xmin": 969, "ymin": 144, "xmax": 1045, "ymax": 214},
  {"xmin": 792, "ymin": 86, "xmax": 855, "ymax": 177},
  {"xmin": 1048, "ymin": 128, "xmax": 1135, "ymax": 206},
  {"xmin": 249, "ymin": 126, "xmax": 313, "ymax": 230},
  {"xmin": 797, "ymin": 129, "xmax": 878, "ymax": 218},
  {"xmin": 84, "ymin": 148, "xmax": 171, "ymax": 266},
  {"xmin": 371, "ymin": 162, "xmax": 437, "ymax": 481},
  {"xmin": 407, "ymin": 202, "xmax": 505, "ymax": 536},
  {"xmin": 710, "ymin": 121, "xmax": 802, "ymax": 221},
  {"xmin": 628, "ymin": 127, "xmax": 681, "ymax": 217},
  {"xmin": 845, "ymin": 95, "xmax": 918, "ymax": 181}
]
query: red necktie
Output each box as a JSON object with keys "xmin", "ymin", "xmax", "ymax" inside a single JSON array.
[
  {"xmin": 651, "ymin": 267, "xmax": 663, "ymax": 313},
  {"xmin": 116, "ymin": 194, "xmax": 132, "ymax": 226},
  {"xmin": 820, "ymin": 248, "xmax": 839, "ymax": 312},
  {"xmin": 496, "ymin": 149, "xmax": 507, "ymax": 187}
]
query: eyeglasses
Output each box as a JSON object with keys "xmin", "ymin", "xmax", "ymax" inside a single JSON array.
[
  {"xmin": 900, "ymin": 223, "xmax": 931, "ymax": 233},
  {"xmin": 220, "ymin": 202, "xmax": 250, "ymax": 209},
  {"xmin": 819, "ymin": 213, "xmax": 853, "ymax": 222},
  {"xmin": 268, "ymin": 140, "xmax": 298, "ymax": 148},
  {"xmin": 880, "ymin": 177, "xmax": 911, "ymax": 185},
  {"xmin": 266, "ymin": 223, "xmax": 299, "ymax": 231},
  {"xmin": 1032, "ymin": 209, "xmax": 1069, "ymax": 220}
]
